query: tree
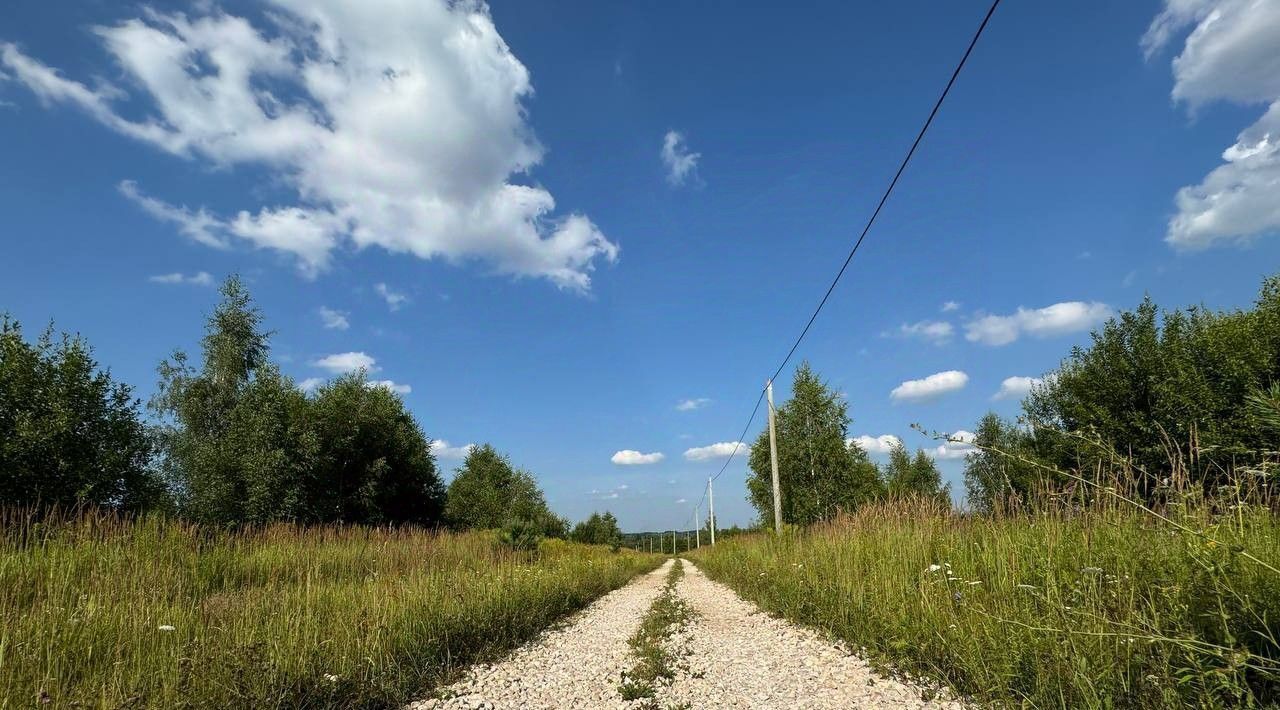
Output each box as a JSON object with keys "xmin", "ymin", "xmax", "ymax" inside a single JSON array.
[
  {"xmin": 571, "ymin": 511, "xmax": 622, "ymax": 546},
  {"xmin": 883, "ymin": 443, "xmax": 950, "ymax": 503},
  {"xmin": 150, "ymin": 277, "xmax": 312, "ymax": 524},
  {"xmin": 747, "ymin": 362, "xmax": 883, "ymax": 525},
  {"xmin": 0, "ymin": 317, "xmax": 158, "ymax": 510},
  {"xmin": 444, "ymin": 444, "xmax": 562, "ymax": 534},
  {"xmin": 962, "ymin": 413, "xmax": 1046, "ymax": 513},
  {"xmin": 1023, "ymin": 274, "xmax": 1280, "ymax": 495},
  {"xmin": 306, "ymin": 372, "xmax": 445, "ymax": 525}
]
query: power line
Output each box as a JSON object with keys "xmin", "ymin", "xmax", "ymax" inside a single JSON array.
[
  {"xmin": 768, "ymin": 0, "xmax": 1000, "ymax": 385},
  {"xmin": 694, "ymin": 0, "xmax": 1001, "ymax": 511}
]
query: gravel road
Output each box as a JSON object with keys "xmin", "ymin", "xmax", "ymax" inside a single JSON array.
[
  {"xmin": 407, "ymin": 557, "xmax": 959, "ymax": 709},
  {"xmin": 408, "ymin": 559, "xmax": 674, "ymax": 710},
  {"xmin": 652, "ymin": 561, "xmax": 960, "ymax": 709}
]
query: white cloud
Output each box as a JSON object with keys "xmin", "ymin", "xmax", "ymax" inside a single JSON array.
[
  {"xmin": 932, "ymin": 430, "xmax": 977, "ymax": 460},
  {"xmin": 313, "ymin": 351, "xmax": 377, "ymax": 374},
  {"xmin": 683, "ymin": 441, "xmax": 744, "ymax": 461},
  {"xmin": 318, "ymin": 306, "xmax": 349, "ymax": 330},
  {"xmin": 370, "ymin": 379, "xmax": 411, "ymax": 395},
  {"xmin": 1142, "ymin": 1, "xmax": 1280, "ymax": 250},
  {"xmin": 617, "ymin": 483, "xmax": 629, "ymax": 490},
  {"xmin": 888, "ymin": 320, "xmax": 954, "ymax": 345},
  {"xmin": 0, "ymin": 2, "xmax": 618, "ymax": 290},
  {"xmin": 148, "ymin": 271, "xmax": 213, "ymax": 286},
  {"xmin": 964, "ymin": 302, "xmax": 1111, "ymax": 346},
  {"xmin": 941, "ymin": 301, "xmax": 960, "ymax": 312},
  {"xmin": 890, "ymin": 370, "xmax": 968, "ymax": 403},
  {"xmin": 676, "ymin": 397, "xmax": 711, "ymax": 411},
  {"xmin": 374, "ymin": 283, "xmax": 409, "ymax": 311},
  {"xmin": 675, "ymin": 497, "xmax": 687, "ymax": 504},
  {"xmin": 661, "ymin": 130, "xmax": 701, "ymax": 186},
  {"xmin": 994, "ymin": 375, "xmax": 1042, "ymax": 401},
  {"xmin": 847, "ymin": 434, "xmax": 902, "ymax": 455},
  {"xmin": 299, "ymin": 377, "xmax": 325, "ymax": 392},
  {"xmin": 611, "ymin": 450, "xmax": 665, "ymax": 465},
  {"xmin": 431, "ymin": 439, "xmax": 475, "ymax": 459}
]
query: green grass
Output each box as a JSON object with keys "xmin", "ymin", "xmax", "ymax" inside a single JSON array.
[
  {"xmin": 691, "ymin": 500, "xmax": 1280, "ymax": 708},
  {"xmin": 618, "ymin": 559, "xmax": 693, "ymax": 704},
  {"xmin": 0, "ymin": 508, "xmax": 661, "ymax": 708}
]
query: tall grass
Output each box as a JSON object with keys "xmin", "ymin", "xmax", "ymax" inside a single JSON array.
[
  {"xmin": 692, "ymin": 496, "xmax": 1280, "ymax": 708},
  {"xmin": 0, "ymin": 508, "xmax": 660, "ymax": 708}
]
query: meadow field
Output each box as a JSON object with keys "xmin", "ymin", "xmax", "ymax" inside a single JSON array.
[
  {"xmin": 691, "ymin": 495, "xmax": 1280, "ymax": 708},
  {"xmin": 0, "ymin": 509, "xmax": 660, "ymax": 709}
]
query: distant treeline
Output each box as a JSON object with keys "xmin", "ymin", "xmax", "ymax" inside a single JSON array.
[
  {"xmin": 743, "ymin": 272, "xmax": 1280, "ymax": 524},
  {"xmin": 0, "ymin": 277, "xmax": 620, "ymax": 544}
]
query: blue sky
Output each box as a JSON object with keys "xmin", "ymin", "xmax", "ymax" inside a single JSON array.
[{"xmin": 3, "ymin": 1, "xmax": 1279, "ymax": 531}]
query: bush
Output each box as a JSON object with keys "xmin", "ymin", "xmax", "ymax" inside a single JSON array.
[{"xmin": 498, "ymin": 518, "xmax": 543, "ymax": 553}]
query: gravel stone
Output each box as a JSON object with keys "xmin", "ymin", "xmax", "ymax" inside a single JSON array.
[
  {"xmin": 654, "ymin": 560, "xmax": 961, "ymax": 709},
  {"xmin": 407, "ymin": 560, "xmax": 674, "ymax": 710},
  {"xmin": 407, "ymin": 558, "xmax": 962, "ymax": 709}
]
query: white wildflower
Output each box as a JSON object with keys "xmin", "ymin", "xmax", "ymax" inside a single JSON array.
[
  {"xmin": 927, "ymin": 564, "xmax": 943, "ymax": 573},
  {"xmin": 157, "ymin": 625, "xmax": 175, "ymax": 632}
]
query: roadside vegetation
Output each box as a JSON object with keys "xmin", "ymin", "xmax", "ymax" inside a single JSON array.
[
  {"xmin": 0, "ymin": 508, "xmax": 660, "ymax": 708},
  {"xmin": 619, "ymin": 559, "xmax": 694, "ymax": 704},
  {"xmin": 699, "ymin": 272, "xmax": 1280, "ymax": 708},
  {"xmin": 0, "ymin": 276, "xmax": 652, "ymax": 706}
]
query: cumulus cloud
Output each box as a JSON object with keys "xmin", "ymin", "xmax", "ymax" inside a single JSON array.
[
  {"xmin": 0, "ymin": 2, "xmax": 618, "ymax": 289},
  {"xmin": 888, "ymin": 320, "xmax": 954, "ymax": 345},
  {"xmin": 299, "ymin": 377, "xmax": 324, "ymax": 392},
  {"xmin": 993, "ymin": 375, "xmax": 1042, "ymax": 401},
  {"xmin": 661, "ymin": 130, "xmax": 701, "ymax": 186},
  {"xmin": 370, "ymin": 379, "xmax": 411, "ymax": 395},
  {"xmin": 1142, "ymin": 1, "xmax": 1280, "ymax": 250},
  {"xmin": 932, "ymin": 430, "xmax": 977, "ymax": 460},
  {"xmin": 375, "ymin": 283, "xmax": 408, "ymax": 311},
  {"xmin": 611, "ymin": 450, "xmax": 665, "ymax": 465},
  {"xmin": 964, "ymin": 302, "xmax": 1111, "ymax": 346},
  {"xmin": 149, "ymin": 271, "xmax": 213, "ymax": 286},
  {"xmin": 318, "ymin": 306, "xmax": 349, "ymax": 330},
  {"xmin": 676, "ymin": 397, "xmax": 711, "ymax": 411},
  {"xmin": 848, "ymin": 434, "xmax": 902, "ymax": 455},
  {"xmin": 683, "ymin": 441, "xmax": 744, "ymax": 461},
  {"xmin": 431, "ymin": 439, "xmax": 475, "ymax": 459},
  {"xmin": 890, "ymin": 370, "xmax": 968, "ymax": 403},
  {"xmin": 313, "ymin": 351, "xmax": 377, "ymax": 374}
]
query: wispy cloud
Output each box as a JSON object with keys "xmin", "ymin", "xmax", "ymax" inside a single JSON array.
[
  {"xmin": 148, "ymin": 271, "xmax": 213, "ymax": 286},
  {"xmin": 375, "ymin": 283, "xmax": 409, "ymax": 311},
  {"xmin": 887, "ymin": 320, "xmax": 954, "ymax": 345},
  {"xmin": 661, "ymin": 130, "xmax": 701, "ymax": 186},
  {"xmin": 676, "ymin": 397, "xmax": 711, "ymax": 411},
  {"xmin": 318, "ymin": 306, "xmax": 349, "ymax": 330}
]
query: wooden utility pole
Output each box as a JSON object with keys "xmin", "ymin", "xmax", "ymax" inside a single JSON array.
[
  {"xmin": 708, "ymin": 476, "xmax": 716, "ymax": 546},
  {"xmin": 767, "ymin": 379, "xmax": 783, "ymax": 533}
]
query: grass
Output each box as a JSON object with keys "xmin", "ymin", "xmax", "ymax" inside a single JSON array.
[
  {"xmin": 0, "ymin": 508, "xmax": 661, "ymax": 708},
  {"xmin": 618, "ymin": 558, "xmax": 694, "ymax": 705},
  {"xmin": 691, "ymin": 498, "xmax": 1280, "ymax": 708}
]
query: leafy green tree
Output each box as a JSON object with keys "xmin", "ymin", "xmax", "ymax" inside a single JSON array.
[
  {"xmin": 150, "ymin": 277, "xmax": 313, "ymax": 524},
  {"xmin": 962, "ymin": 413, "xmax": 1044, "ymax": 513},
  {"xmin": 747, "ymin": 362, "xmax": 883, "ymax": 525},
  {"xmin": 444, "ymin": 444, "xmax": 561, "ymax": 534},
  {"xmin": 883, "ymin": 443, "xmax": 950, "ymax": 503},
  {"xmin": 1023, "ymin": 274, "xmax": 1280, "ymax": 493},
  {"xmin": 306, "ymin": 372, "xmax": 445, "ymax": 525},
  {"xmin": 570, "ymin": 511, "xmax": 622, "ymax": 546},
  {"xmin": 0, "ymin": 317, "xmax": 158, "ymax": 510}
]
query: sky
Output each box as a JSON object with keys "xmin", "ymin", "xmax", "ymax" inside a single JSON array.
[{"xmin": 3, "ymin": 0, "xmax": 1280, "ymax": 531}]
